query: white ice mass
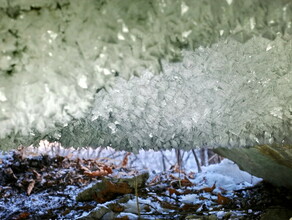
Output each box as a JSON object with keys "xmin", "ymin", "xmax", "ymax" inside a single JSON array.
[{"xmin": 0, "ymin": 0, "xmax": 291, "ymax": 151}]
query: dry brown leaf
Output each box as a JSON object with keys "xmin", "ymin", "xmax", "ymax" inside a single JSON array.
[
  {"xmin": 144, "ymin": 205, "xmax": 152, "ymax": 212},
  {"xmin": 16, "ymin": 146, "xmax": 26, "ymax": 160},
  {"xmin": 111, "ymin": 203, "xmax": 125, "ymax": 212},
  {"xmin": 121, "ymin": 152, "xmax": 131, "ymax": 168},
  {"xmin": 4, "ymin": 168, "xmax": 17, "ymax": 180},
  {"xmin": 161, "ymin": 201, "xmax": 180, "ymax": 210},
  {"xmin": 102, "ymin": 165, "xmax": 113, "ymax": 174},
  {"xmin": 217, "ymin": 193, "xmax": 231, "ymax": 205},
  {"xmin": 79, "ymin": 164, "xmax": 90, "ymax": 172},
  {"xmin": 168, "ymin": 187, "xmax": 182, "ymax": 196},
  {"xmin": 169, "ymin": 174, "xmax": 180, "ymax": 180},
  {"xmin": 219, "ymin": 186, "xmax": 228, "ymax": 194},
  {"xmin": 32, "ymin": 169, "xmax": 41, "ymax": 180},
  {"xmin": 188, "ymin": 172, "xmax": 196, "ymax": 179},
  {"xmin": 181, "ymin": 189, "xmax": 193, "ymax": 195},
  {"xmin": 27, "ymin": 180, "xmax": 35, "ymax": 196},
  {"xmin": 148, "ymin": 175, "xmax": 161, "ymax": 185},
  {"xmin": 13, "ymin": 212, "xmax": 30, "ymax": 220},
  {"xmin": 201, "ymin": 183, "xmax": 216, "ymax": 193},
  {"xmin": 84, "ymin": 164, "xmax": 113, "ymax": 177},
  {"xmin": 172, "ymin": 164, "xmax": 186, "ymax": 175},
  {"xmin": 61, "ymin": 209, "xmax": 71, "ymax": 216},
  {"xmin": 181, "ymin": 203, "xmax": 201, "ymax": 211},
  {"xmin": 180, "ymin": 177, "xmax": 193, "ymax": 187},
  {"xmin": 84, "ymin": 170, "xmax": 108, "ymax": 177}
]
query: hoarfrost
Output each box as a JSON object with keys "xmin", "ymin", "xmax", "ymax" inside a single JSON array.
[
  {"xmin": 52, "ymin": 36, "xmax": 292, "ymax": 151},
  {"xmin": 0, "ymin": 0, "xmax": 291, "ymax": 150}
]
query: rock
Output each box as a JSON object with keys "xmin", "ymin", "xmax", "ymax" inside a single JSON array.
[
  {"xmin": 77, "ymin": 194, "xmax": 133, "ymax": 220},
  {"xmin": 214, "ymin": 145, "xmax": 292, "ymax": 189},
  {"xmin": 76, "ymin": 172, "xmax": 149, "ymax": 202},
  {"xmin": 78, "ymin": 205, "xmax": 110, "ymax": 220}
]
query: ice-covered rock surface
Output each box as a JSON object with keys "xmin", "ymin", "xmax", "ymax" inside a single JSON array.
[{"xmin": 0, "ymin": 0, "xmax": 291, "ymax": 150}]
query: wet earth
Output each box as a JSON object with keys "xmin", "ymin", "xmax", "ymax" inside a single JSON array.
[{"xmin": 0, "ymin": 148, "xmax": 292, "ymax": 220}]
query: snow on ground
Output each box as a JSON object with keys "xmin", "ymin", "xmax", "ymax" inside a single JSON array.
[
  {"xmin": 1, "ymin": 140, "xmax": 262, "ymax": 190},
  {"xmin": 0, "ymin": 140, "xmax": 263, "ymax": 219},
  {"xmin": 120, "ymin": 158, "xmax": 262, "ymax": 219},
  {"xmin": 195, "ymin": 159, "xmax": 261, "ymax": 191}
]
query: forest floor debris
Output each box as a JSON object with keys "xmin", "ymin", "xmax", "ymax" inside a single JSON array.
[{"xmin": 0, "ymin": 147, "xmax": 292, "ymax": 219}]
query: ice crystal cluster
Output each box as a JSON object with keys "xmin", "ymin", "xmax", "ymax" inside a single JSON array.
[
  {"xmin": 0, "ymin": 0, "xmax": 291, "ymax": 150},
  {"xmin": 52, "ymin": 36, "xmax": 292, "ymax": 151}
]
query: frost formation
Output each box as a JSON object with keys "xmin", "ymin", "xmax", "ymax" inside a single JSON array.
[
  {"xmin": 0, "ymin": 0, "xmax": 291, "ymax": 150},
  {"xmin": 53, "ymin": 37, "xmax": 292, "ymax": 151}
]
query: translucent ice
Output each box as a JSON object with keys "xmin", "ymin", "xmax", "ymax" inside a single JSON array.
[
  {"xmin": 47, "ymin": 36, "xmax": 292, "ymax": 151},
  {"xmin": 0, "ymin": 0, "xmax": 291, "ymax": 150}
]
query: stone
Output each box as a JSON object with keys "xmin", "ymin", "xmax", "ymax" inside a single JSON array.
[
  {"xmin": 214, "ymin": 145, "xmax": 292, "ymax": 189},
  {"xmin": 77, "ymin": 194, "xmax": 133, "ymax": 220},
  {"xmin": 76, "ymin": 172, "xmax": 149, "ymax": 202}
]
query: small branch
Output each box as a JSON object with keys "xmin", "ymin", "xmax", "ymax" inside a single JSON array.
[
  {"xmin": 192, "ymin": 149, "xmax": 202, "ymax": 173},
  {"xmin": 134, "ymin": 175, "xmax": 141, "ymax": 219}
]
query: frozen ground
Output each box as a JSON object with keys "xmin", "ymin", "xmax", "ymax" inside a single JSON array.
[{"xmin": 0, "ymin": 140, "xmax": 264, "ymax": 219}]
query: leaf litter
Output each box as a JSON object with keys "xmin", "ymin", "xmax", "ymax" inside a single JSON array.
[{"xmin": 0, "ymin": 145, "xmax": 292, "ymax": 219}]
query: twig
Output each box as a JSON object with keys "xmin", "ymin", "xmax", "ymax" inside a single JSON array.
[
  {"xmin": 135, "ymin": 175, "xmax": 141, "ymax": 219},
  {"xmin": 175, "ymin": 149, "xmax": 182, "ymax": 170},
  {"xmin": 96, "ymin": 147, "xmax": 104, "ymax": 159},
  {"xmin": 160, "ymin": 151, "xmax": 166, "ymax": 171},
  {"xmin": 192, "ymin": 149, "xmax": 202, "ymax": 173}
]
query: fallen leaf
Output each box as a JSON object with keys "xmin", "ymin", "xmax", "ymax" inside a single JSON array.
[
  {"xmin": 27, "ymin": 180, "xmax": 35, "ymax": 196},
  {"xmin": 84, "ymin": 170, "xmax": 109, "ymax": 177},
  {"xmin": 168, "ymin": 187, "xmax": 181, "ymax": 196},
  {"xmin": 79, "ymin": 164, "xmax": 90, "ymax": 172},
  {"xmin": 32, "ymin": 169, "xmax": 41, "ymax": 180},
  {"xmin": 161, "ymin": 201, "xmax": 180, "ymax": 210},
  {"xmin": 13, "ymin": 212, "xmax": 30, "ymax": 220},
  {"xmin": 102, "ymin": 165, "xmax": 113, "ymax": 174},
  {"xmin": 144, "ymin": 205, "xmax": 152, "ymax": 212},
  {"xmin": 148, "ymin": 175, "xmax": 161, "ymax": 185},
  {"xmin": 181, "ymin": 189, "xmax": 193, "ymax": 195},
  {"xmin": 181, "ymin": 203, "xmax": 201, "ymax": 211},
  {"xmin": 180, "ymin": 177, "xmax": 193, "ymax": 187},
  {"xmin": 169, "ymin": 174, "xmax": 180, "ymax": 180},
  {"xmin": 219, "ymin": 186, "xmax": 228, "ymax": 194},
  {"xmin": 84, "ymin": 165, "xmax": 112, "ymax": 178},
  {"xmin": 110, "ymin": 203, "xmax": 125, "ymax": 212},
  {"xmin": 4, "ymin": 168, "xmax": 17, "ymax": 180},
  {"xmin": 16, "ymin": 146, "xmax": 26, "ymax": 160},
  {"xmin": 201, "ymin": 183, "xmax": 216, "ymax": 193},
  {"xmin": 217, "ymin": 193, "xmax": 231, "ymax": 205},
  {"xmin": 188, "ymin": 171, "xmax": 196, "ymax": 179},
  {"xmin": 61, "ymin": 209, "xmax": 71, "ymax": 216},
  {"xmin": 121, "ymin": 152, "xmax": 131, "ymax": 168}
]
